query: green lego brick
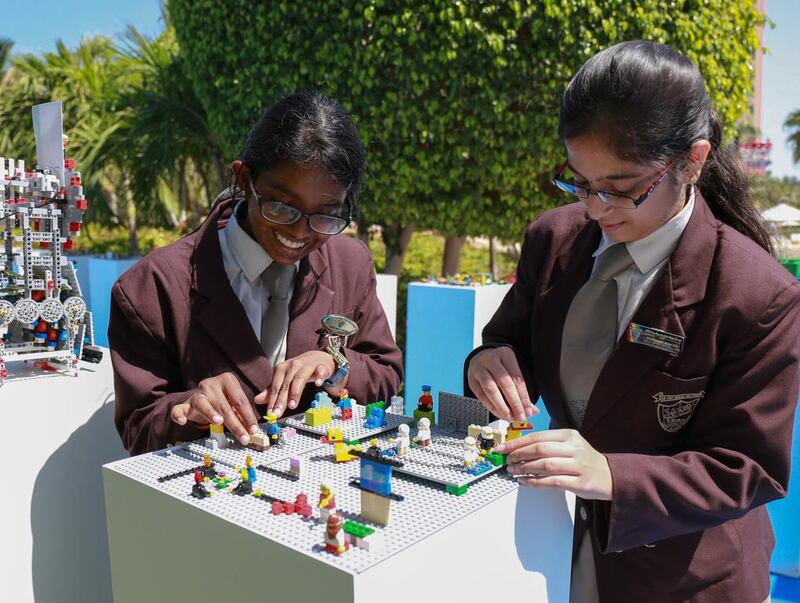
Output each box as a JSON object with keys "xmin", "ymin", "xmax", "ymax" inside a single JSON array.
[
  {"xmin": 343, "ymin": 520, "xmax": 375, "ymax": 538},
  {"xmin": 484, "ymin": 451, "xmax": 506, "ymax": 467},
  {"xmin": 446, "ymin": 483, "xmax": 469, "ymax": 496},
  {"xmin": 413, "ymin": 409, "xmax": 436, "ymax": 426}
]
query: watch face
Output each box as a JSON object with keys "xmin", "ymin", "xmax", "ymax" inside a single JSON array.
[{"xmin": 322, "ymin": 314, "xmax": 359, "ymax": 336}]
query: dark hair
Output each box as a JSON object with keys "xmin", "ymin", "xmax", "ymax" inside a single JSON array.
[
  {"xmin": 239, "ymin": 92, "xmax": 365, "ymax": 216},
  {"xmin": 559, "ymin": 40, "xmax": 773, "ymax": 255}
]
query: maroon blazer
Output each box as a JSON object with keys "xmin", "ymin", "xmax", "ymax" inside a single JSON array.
[
  {"xmin": 109, "ymin": 198, "xmax": 402, "ymax": 455},
  {"xmin": 471, "ymin": 193, "xmax": 800, "ymax": 602}
]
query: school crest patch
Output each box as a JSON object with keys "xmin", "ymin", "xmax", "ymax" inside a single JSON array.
[{"xmin": 653, "ymin": 390, "xmax": 704, "ymax": 432}]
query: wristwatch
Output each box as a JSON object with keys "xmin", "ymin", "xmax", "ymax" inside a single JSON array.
[{"xmin": 320, "ymin": 314, "xmax": 359, "ymax": 387}]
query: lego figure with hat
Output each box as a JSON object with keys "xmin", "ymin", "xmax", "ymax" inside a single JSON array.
[
  {"xmin": 394, "ymin": 423, "xmax": 410, "ymax": 457},
  {"xmin": 338, "ymin": 389, "xmax": 353, "ymax": 420},
  {"xmin": 265, "ymin": 413, "xmax": 282, "ymax": 445},
  {"xmin": 417, "ymin": 385, "xmax": 433, "ymax": 412},
  {"xmin": 477, "ymin": 425, "xmax": 497, "ymax": 455},
  {"xmin": 191, "ymin": 470, "xmax": 211, "ymax": 499},
  {"xmin": 463, "ymin": 436, "xmax": 480, "ymax": 468}
]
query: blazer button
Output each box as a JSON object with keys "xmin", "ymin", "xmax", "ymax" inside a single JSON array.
[
  {"xmin": 644, "ymin": 543, "xmax": 656, "ymax": 548},
  {"xmin": 580, "ymin": 506, "xmax": 589, "ymax": 521}
]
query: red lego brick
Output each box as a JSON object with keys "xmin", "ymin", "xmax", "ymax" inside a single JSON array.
[
  {"xmin": 75, "ymin": 198, "xmax": 88, "ymax": 210},
  {"xmin": 64, "ymin": 158, "xmax": 75, "ymax": 169},
  {"xmin": 63, "ymin": 240, "xmax": 74, "ymax": 250},
  {"xmin": 69, "ymin": 222, "xmax": 81, "ymax": 232}
]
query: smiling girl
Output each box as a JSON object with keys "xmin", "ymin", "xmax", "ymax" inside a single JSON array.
[{"xmin": 110, "ymin": 93, "xmax": 402, "ymax": 455}]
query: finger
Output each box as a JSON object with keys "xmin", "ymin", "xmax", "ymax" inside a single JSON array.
[
  {"xmin": 190, "ymin": 391, "xmax": 224, "ymax": 425},
  {"xmin": 496, "ymin": 429, "xmax": 576, "ymax": 454},
  {"xmin": 273, "ymin": 363, "xmax": 302, "ymax": 418},
  {"xmin": 221, "ymin": 374, "xmax": 259, "ymax": 433},
  {"xmin": 206, "ymin": 383, "xmax": 250, "ymax": 446},
  {"xmin": 472, "ymin": 368, "xmax": 513, "ymax": 420},
  {"xmin": 470, "ymin": 375, "xmax": 507, "ymax": 420},
  {"xmin": 265, "ymin": 363, "xmax": 288, "ymax": 413},
  {"xmin": 312, "ymin": 363, "xmax": 331, "ymax": 388},
  {"xmin": 505, "ymin": 441, "xmax": 574, "ymax": 464},
  {"xmin": 254, "ymin": 388, "xmax": 268, "ymax": 405},
  {"xmin": 507, "ymin": 457, "xmax": 578, "ymax": 478},
  {"xmin": 170, "ymin": 401, "xmax": 191, "ymax": 426},
  {"xmin": 287, "ymin": 365, "xmax": 318, "ymax": 410},
  {"xmin": 485, "ymin": 356, "xmax": 525, "ymax": 422},
  {"xmin": 498, "ymin": 348, "xmax": 536, "ymax": 419},
  {"xmin": 516, "ymin": 475, "xmax": 578, "ymax": 492}
]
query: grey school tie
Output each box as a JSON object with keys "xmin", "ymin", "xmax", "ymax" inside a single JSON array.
[
  {"xmin": 560, "ymin": 243, "xmax": 635, "ymax": 428},
  {"xmin": 260, "ymin": 261, "xmax": 296, "ymax": 365}
]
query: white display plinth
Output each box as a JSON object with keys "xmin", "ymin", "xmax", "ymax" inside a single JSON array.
[
  {"xmin": 1, "ymin": 349, "xmax": 127, "ymax": 603},
  {"xmin": 104, "ymin": 440, "xmax": 574, "ymax": 602}
]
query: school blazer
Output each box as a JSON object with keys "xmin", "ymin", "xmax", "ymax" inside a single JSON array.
[
  {"xmin": 470, "ymin": 193, "xmax": 800, "ymax": 602},
  {"xmin": 109, "ymin": 197, "xmax": 402, "ymax": 456}
]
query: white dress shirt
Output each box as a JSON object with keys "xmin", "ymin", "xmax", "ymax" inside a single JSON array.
[
  {"xmin": 592, "ymin": 187, "xmax": 695, "ymax": 340},
  {"xmin": 218, "ymin": 204, "xmax": 297, "ymax": 364}
]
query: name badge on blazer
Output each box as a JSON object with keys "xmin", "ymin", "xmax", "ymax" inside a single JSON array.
[{"xmin": 626, "ymin": 322, "xmax": 684, "ymax": 356}]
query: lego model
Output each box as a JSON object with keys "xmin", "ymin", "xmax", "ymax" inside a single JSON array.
[
  {"xmin": 350, "ymin": 439, "xmax": 404, "ymax": 527},
  {"xmin": 323, "ymin": 512, "xmax": 349, "ymax": 556},
  {"xmin": 264, "ymin": 413, "xmax": 282, "ymax": 445},
  {"xmin": 477, "ymin": 426, "xmax": 497, "ymax": 454},
  {"xmin": 205, "ymin": 423, "xmax": 229, "ymax": 450},
  {"xmin": 414, "ymin": 417, "xmax": 432, "ymax": 447},
  {"xmin": 318, "ymin": 483, "xmax": 337, "ymax": 522},
  {"xmin": 337, "ymin": 389, "xmax": 353, "ymax": 420},
  {"xmin": 191, "ymin": 471, "xmax": 212, "ymax": 499},
  {"xmin": 413, "ymin": 385, "xmax": 436, "ymax": 426},
  {"xmin": 463, "ymin": 436, "xmax": 480, "ymax": 468},
  {"xmin": 507, "ymin": 420, "xmax": 533, "ymax": 441},
  {"xmin": 1, "ymin": 101, "xmax": 99, "ymax": 385},
  {"xmin": 389, "ymin": 394, "xmax": 404, "ymax": 415},
  {"xmin": 394, "ymin": 423, "xmax": 410, "ymax": 457}
]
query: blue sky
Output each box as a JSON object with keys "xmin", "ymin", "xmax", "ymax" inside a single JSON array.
[{"xmin": 1, "ymin": 0, "xmax": 798, "ymax": 179}]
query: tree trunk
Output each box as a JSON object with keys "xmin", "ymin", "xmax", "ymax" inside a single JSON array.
[
  {"xmin": 442, "ymin": 235, "xmax": 467, "ymax": 275},
  {"xmin": 121, "ymin": 172, "xmax": 140, "ymax": 257},
  {"xmin": 356, "ymin": 220, "xmax": 371, "ymax": 245},
  {"xmin": 489, "ymin": 236, "xmax": 497, "ymax": 279},
  {"xmin": 382, "ymin": 223, "xmax": 414, "ymax": 275},
  {"xmin": 211, "ymin": 140, "xmax": 226, "ymax": 192}
]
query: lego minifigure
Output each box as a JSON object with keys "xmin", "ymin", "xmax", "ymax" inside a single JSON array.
[
  {"xmin": 191, "ymin": 470, "xmax": 211, "ymax": 499},
  {"xmin": 417, "ymin": 385, "xmax": 434, "ymax": 412},
  {"xmin": 414, "ymin": 417, "xmax": 432, "ymax": 447},
  {"xmin": 463, "ymin": 436, "xmax": 480, "ymax": 468},
  {"xmin": 264, "ymin": 413, "xmax": 282, "ymax": 445},
  {"xmin": 232, "ymin": 467, "xmax": 253, "ymax": 496},
  {"xmin": 338, "ymin": 389, "xmax": 353, "ymax": 420},
  {"xmin": 208, "ymin": 423, "xmax": 228, "ymax": 449},
  {"xmin": 318, "ymin": 483, "xmax": 337, "ymax": 522},
  {"xmin": 201, "ymin": 454, "xmax": 217, "ymax": 479},
  {"xmin": 245, "ymin": 455, "xmax": 257, "ymax": 483},
  {"xmin": 324, "ymin": 512, "xmax": 349, "ymax": 556},
  {"xmin": 395, "ymin": 423, "xmax": 411, "ymax": 457},
  {"xmin": 477, "ymin": 426, "xmax": 497, "ymax": 455}
]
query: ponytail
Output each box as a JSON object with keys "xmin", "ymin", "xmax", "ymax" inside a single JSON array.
[{"xmin": 698, "ymin": 113, "xmax": 774, "ymax": 256}]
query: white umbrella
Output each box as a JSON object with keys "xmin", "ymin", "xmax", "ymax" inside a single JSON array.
[{"xmin": 761, "ymin": 203, "xmax": 800, "ymax": 226}]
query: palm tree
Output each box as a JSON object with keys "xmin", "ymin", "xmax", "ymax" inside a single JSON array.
[
  {"xmin": 0, "ymin": 38, "xmax": 12, "ymax": 80},
  {"xmin": 786, "ymin": 109, "xmax": 800, "ymax": 165}
]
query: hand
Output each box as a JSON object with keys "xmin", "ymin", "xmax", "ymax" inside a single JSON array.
[
  {"xmin": 498, "ymin": 429, "xmax": 613, "ymax": 501},
  {"xmin": 467, "ymin": 346, "xmax": 537, "ymax": 422},
  {"xmin": 170, "ymin": 372, "xmax": 260, "ymax": 446},
  {"xmin": 255, "ymin": 350, "xmax": 335, "ymax": 417}
]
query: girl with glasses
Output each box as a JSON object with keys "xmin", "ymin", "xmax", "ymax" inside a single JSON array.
[
  {"xmin": 110, "ymin": 92, "xmax": 402, "ymax": 454},
  {"xmin": 466, "ymin": 41, "xmax": 799, "ymax": 602}
]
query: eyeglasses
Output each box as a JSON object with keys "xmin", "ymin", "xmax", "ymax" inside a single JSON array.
[
  {"xmin": 552, "ymin": 161, "xmax": 674, "ymax": 209},
  {"xmin": 249, "ymin": 180, "xmax": 351, "ymax": 235}
]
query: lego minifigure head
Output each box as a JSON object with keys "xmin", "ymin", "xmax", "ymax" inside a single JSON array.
[
  {"xmin": 481, "ymin": 426, "xmax": 494, "ymax": 438},
  {"xmin": 320, "ymin": 483, "xmax": 331, "ymax": 496},
  {"xmin": 233, "ymin": 93, "xmax": 363, "ymax": 266},
  {"xmin": 464, "ymin": 436, "xmax": 476, "ymax": 449},
  {"xmin": 265, "ymin": 413, "xmax": 277, "ymax": 424},
  {"xmin": 422, "ymin": 385, "xmax": 431, "ymax": 393},
  {"xmin": 245, "ymin": 455, "xmax": 253, "ymax": 467},
  {"xmin": 327, "ymin": 512, "xmax": 344, "ymax": 536},
  {"xmin": 338, "ymin": 389, "xmax": 349, "ymax": 399},
  {"xmin": 203, "ymin": 454, "xmax": 212, "ymax": 468},
  {"xmin": 398, "ymin": 424, "xmax": 410, "ymax": 436},
  {"xmin": 418, "ymin": 417, "xmax": 430, "ymax": 429}
]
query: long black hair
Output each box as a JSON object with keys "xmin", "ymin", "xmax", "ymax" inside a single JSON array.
[
  {"xmin": 237, "ymin": 91, "xmax": 365, "ymax": 217},
  {"xmin": 559, "ymin": 40, "xmax": 773, "ymax": 255}
]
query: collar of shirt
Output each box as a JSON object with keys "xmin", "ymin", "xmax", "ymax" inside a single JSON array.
[
  {"xmin": 221, "ymin": 202, "xmax": 273, "ymax": 284},
  {"xmin": 592, "ymin": 186, "xmax": 696, "ymax": 274}
]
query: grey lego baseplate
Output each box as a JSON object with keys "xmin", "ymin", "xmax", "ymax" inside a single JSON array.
[
  {"xmin": 372, "ymin": 425, "xmax": 505, "ymax": 488},
  {"xmin": 281, "ymin": 404, "xmax": 412, "ymax": 440},
  {"xmin": 108, "ymin": 433, "xmax": 518, "ymax": 575},
  {"xmin": 437, "ymin": 391, "xmax": 490, "ymax": 432}
]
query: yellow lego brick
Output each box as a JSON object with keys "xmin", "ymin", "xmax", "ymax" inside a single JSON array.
[{"xmin": 305, "ymin": 406, "xmax": 333, "ymax": 426}]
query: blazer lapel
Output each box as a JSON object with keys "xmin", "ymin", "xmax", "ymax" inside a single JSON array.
[
  {"xmin": 190, "ymin": 201, "xmax": 273, "ymax": 394},
  {"xmin": 581, "ymin": 192, "xmax": 718, "ymax": 436}
]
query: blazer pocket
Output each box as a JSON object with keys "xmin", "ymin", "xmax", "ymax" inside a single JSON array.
[{"xmin": 634, "ymin": 370, "xmax": 709, "ymax": 449}]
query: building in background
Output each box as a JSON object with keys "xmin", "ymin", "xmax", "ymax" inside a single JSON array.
[{"xmin": 740, "ymin": 0, "xmax": 773, "ymax": 175}]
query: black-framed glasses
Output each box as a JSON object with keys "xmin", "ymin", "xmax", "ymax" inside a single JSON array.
[
  {"xmin": 552, "ymin": 161, "xmax": 674, "ymax": 209},
  {"xmin": 249, "ymin": 180, "xmax": 351, "ymax": 235}
]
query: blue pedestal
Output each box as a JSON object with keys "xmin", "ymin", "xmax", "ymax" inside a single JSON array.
[
  {"xmin": 404, "ymin": 282, "xmax": 510, "ymax": 416},
  {"xmin": 74, "ymin": 256, "xmax": 139, "ymax": 346},
  {"xmin": 768, "ymin": 389, "xmax": 800, "ymax": 577}
]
